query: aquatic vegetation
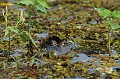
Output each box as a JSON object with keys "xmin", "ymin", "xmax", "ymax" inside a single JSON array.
[
  {"xmin": 95, "ymin": 66, "xmax": 113, "ymax": 78},
  {"xmin": 13, "ymin": 0, "xmax": 49, "ymax": 55},
  {"xmin": 0, "ymin": 0, "xmax": 120, "ymax": 79}
]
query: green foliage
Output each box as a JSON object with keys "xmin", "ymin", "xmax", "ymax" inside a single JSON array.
[
  {"xmin": 15, "ymin": 0, "xmax": 49, "ymax": 14},
  {"xmin": 112, "ymin": 10, "xmax": 120, "ymax": 20},
  {"xmin": 95, "ymin": 8, "xmax": 112, "ymax": 19},
  {"xmin": 96, "ymin": 8, "xmax": 120, "ymax": 30},
  {"xmin": 15, "ymin": 0, "xmax": 34, "ymax": 5},
  {"xmin": 4, "ymin": 26, "xmax": 37, "ymax": 48},
  {"xmin": 96, "ymin": 7, "xmax": 120, "ymax": 56},
  {"xmin": 21, "ymin": 31, "xmax": 37, "ymax": 48},
  {"xmin": 8, "ymin": 0, "xmax": 49, "ymax": 49},
  {"xmin": 108, "ymin": 19, "xmax": 120, "ymax": 30},
  {"xmin": 36, "ymin": 4, "xmax": 47, "ymax": 14},
  {"xmin": 35, "ymin": 0, "xmax": 49, "ymax": 8}
]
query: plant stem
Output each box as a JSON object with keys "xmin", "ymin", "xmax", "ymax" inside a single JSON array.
[
  {"xmin": 5, "ymin": 6, "xmax": 7, "ymax": 28},
  {"xmin": 8, "ymin": 30, "xmax": 11, "ymax": 56},
  {"xmin": 28, "ymin": 5, "xmax": 33, "ymax": 34},
  {"xmin": 5, "ymin": 6, "xmax": 11, "ymax": 58},
  {"xmin": 108, "ymin": 25, "xmax": 111, "ymax": 56},
  {"xmin": 27, "ymin": 5, "xmax": 33, "ymax": 55}
]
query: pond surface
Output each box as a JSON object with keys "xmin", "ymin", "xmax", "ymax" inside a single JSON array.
[{"xmin": 0, "ymin": 0, "xmax": 120, "ymax": 79}]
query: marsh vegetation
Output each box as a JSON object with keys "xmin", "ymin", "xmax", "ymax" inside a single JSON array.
[{"xmin": 0, "ymin": 0, "xmax": 120, "ymax": 79}]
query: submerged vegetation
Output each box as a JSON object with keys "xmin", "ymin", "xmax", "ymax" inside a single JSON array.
[{"xmin": 0, "ymin": 0, "xmax": 120, "ymax": 79}]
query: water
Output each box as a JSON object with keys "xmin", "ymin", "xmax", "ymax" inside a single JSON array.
[
  {"xmin": 37, "ymin": 32, "xmax": 48, "ymax": 38},
  {"xmin": 71, "ymin": 53, "xmax": 95, "ymax": 63},
  {"xmin": 11, "ymin": 49, "xmax": 23, "ymax": 56}
]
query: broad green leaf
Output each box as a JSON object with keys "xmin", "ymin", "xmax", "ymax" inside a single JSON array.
[
  {"xmin": 111, "ymin": 23, "xmax": 120, "ymax": 30},
  {"xmin": 112, "ymin": 10, "xmax": 120, "ymax": 20},
  {"xmin": 23, "ymin": 31, "xmax": 37, "ymax": 48},
  {"xmin": 95, "ymin": 8, "xmax": 112, "ymax": 19},
  {"xmin": 108, "ymin": 20, "xmax": 120, "ymax": 30},
  {"xmin": 35, "ymin": 0, "xmax": 49, "ymax": 8},
  {"xmin": 15, "ymin": 0, "xmax": 34, "ymax": 5},
  {"xmin": 36, "ymin": 4, "xmax": 47, "ymax": 14},
  {"xmin": 9, "ymin": 26, "xmax": 21, "ymax": 34}
]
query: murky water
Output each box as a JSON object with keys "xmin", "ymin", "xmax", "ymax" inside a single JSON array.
[
  {"xmin": 37, "ymin": 32, "xmax": 48, "ymax": 38},
  {"xmin": 71, "ymin": 53, "xmax": 95, "ymax": 63}
]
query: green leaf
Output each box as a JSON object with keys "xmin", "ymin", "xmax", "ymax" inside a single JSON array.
[
  {"xmin": 95, "ymin": 8, "xmax": 112, "ymax": 19},
  {"xmin": 19, "ymin": 31, "xmax": 28, "ymax": 42},
  {"xmin": 112, "ymin": 10, "xmax": 120, "ymax": 20},
  {"xmin": 108, "ymin": 20, "xmax": 120, "ymax": 30},
  {"xmin": 15, "ymin": 0, "xmax": 34, "ymax": 5},
  {"xmin": 36, "ymin": 4, "xmax": 47, "ymax": 14},
  {"xmin": 23, "ymin": 31, "xmax": 37, "ymax": 48},
  {"xmin": 35, "ymin": 0, "xmax": 49, "ymax": 8},
  {"xmin": 9, "ymin": 26, "xmax": 21, "ymax": 34}
]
